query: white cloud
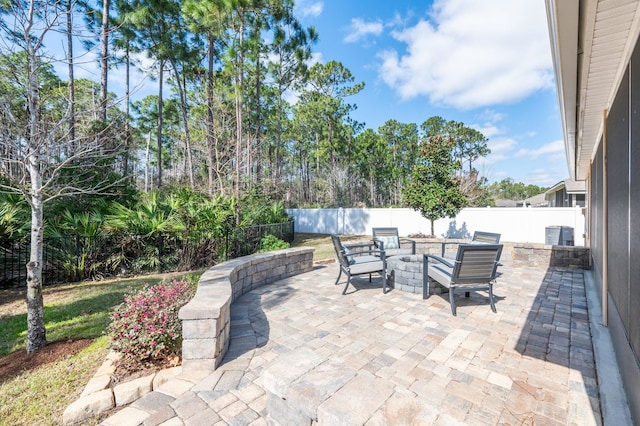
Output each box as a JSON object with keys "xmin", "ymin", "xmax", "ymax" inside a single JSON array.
[
  {"xmin": 308, "ymin": 51, "xmax": 324, "ymax": 66},
  {"xmin": 378, "ymin": 0, "xmax": 553, "ymax": 109},
  {"xmin": 344, "ymin": 18, "xmax": 384, "ymax": 43},
  {"xmin": 478, "ymin": 109, "xmax": 505, "ymax": 123},
  {"xmin": 472, "ymin": 123, "xmax": 502, "ymax": 138},
  {"xmin": 526, "ymin": 168, "xmax": 565, "ymax": 187},
  {"xmin": 514, "ymin": 140, "xmax": 564, "ymax": 160},
  {"xmin": 296, "ymin": 1, "xmax": 324, "ymax": 18},
  {"xmin": 484, "ymin": 136, "xmax": 517, "ymax": 164}
]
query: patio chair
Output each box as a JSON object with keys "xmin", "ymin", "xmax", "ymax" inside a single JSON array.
[
  {"xmin": 471, "ymin": 231, "xmax": 501, "ymax": 244},
  {"xmin": 423, "ymin": 243, "xmax": 503, "ymax": 316},
  {"xmin": 441, "ymin": 231, "xmax": 501, "ymax": 256},
  {"xmin": 331, "ymin": 234, "xmax": 388, "ymax": 295},
  {"xmin": 372, "ymin": 227, "xmax": 416, "ymax": 256}
]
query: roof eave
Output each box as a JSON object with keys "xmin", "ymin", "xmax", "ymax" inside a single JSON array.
[{"xmin": 545, "ymin": 0, "xmax": 579, "ymax": 180}]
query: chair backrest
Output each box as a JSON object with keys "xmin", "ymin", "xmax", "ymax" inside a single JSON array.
[
  {"xmin": 451, "ymin": 244, "xmax": 503, "ymax": 284},
  {"xmin": 331, "ymin": 234, "xmax": 350, "ymax": 268},
  {"xmin": 472, "ymin": 231, "xmax": 501, "ymax": 244},
  {"xmin": 372, "ymin": 227, "xmax": 400, "ymax": 249},
  {"xmin": 372, "ymin": 227, "xmax": 399, "ymax": 239}
]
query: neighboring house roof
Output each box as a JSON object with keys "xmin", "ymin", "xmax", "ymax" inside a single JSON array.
[
  {"xmin": 546, "ymin": 0, "xmax": 640, "ymax": 179},
  {"xmin": 522, "ymin": 193, "xmax": 549, "ymax": 207},
  {"xmin": 545, "ymin": 179, "xmax": 587, "ymax": 196},
  {"xmin": 494, "ymin": 199, "xmax": 518, "ymax": 207}
]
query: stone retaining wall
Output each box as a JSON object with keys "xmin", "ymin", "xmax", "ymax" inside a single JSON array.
[
  {"xmin": 412, "ymin": 239, "xmax": 590, "ymax": 269},
  {"xmin": 178, "ymin": 247, "xmax": 314, "ymax": 371}
]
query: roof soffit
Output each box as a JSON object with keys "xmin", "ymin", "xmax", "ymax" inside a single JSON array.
[{"xmin": 575, "ymin": 0, "xmax": 640, "ymax": 178}]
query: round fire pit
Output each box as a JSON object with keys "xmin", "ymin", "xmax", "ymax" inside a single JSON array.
[{"xmin": 387, "ymin": 255, "xmax": 443, "ymax": 295}]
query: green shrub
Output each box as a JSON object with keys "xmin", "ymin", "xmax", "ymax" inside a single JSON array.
[
  {"xmin": 108, "ymin": 280, "xmax": 196, "ymax": 371},
  {"xmin": 258, "ymin": 234, "xmax": 290, "ymax": 252}
]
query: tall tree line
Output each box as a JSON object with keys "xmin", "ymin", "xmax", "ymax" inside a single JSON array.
[
  {"xmin": 1, "ymin": 0, "xmax": 493, "ymax": 212},
  {"xmin": 0, "ymin": 0, "xmax": 494, "ymax": 352}
]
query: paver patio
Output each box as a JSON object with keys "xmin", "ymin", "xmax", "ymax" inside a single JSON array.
[{"xmin": 101, "ymin": 260, "xmax": 617, "ymax": 425}]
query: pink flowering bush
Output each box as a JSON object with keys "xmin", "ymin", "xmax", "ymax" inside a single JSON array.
[{"xmin": 109, "ymin": 279, "xmax": 197, "ymax": 371}]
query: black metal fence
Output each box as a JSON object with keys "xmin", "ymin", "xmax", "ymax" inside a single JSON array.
[{"xmin": 0, "ymin": 220, "xmax": 294, "ymax": 288}]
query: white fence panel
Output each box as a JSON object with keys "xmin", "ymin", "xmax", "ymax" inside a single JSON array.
[{"xmin": 287, "ymin": 207, "xmax": 586, "ymax": 246}]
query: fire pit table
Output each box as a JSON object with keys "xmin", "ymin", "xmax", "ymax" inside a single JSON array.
[{"xmin": 386, "ymin": 254, "xmax": 445, "ymax": 295}]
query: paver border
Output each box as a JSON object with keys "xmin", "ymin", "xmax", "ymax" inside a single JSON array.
[{"xmin": 62, "ymin": 247, "xmax": 314, "ymax": 425}]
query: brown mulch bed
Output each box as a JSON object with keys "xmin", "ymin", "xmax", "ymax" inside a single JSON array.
[
  {"xmin": 0, "ymin": 337, "xmax": 177, "ymax": 387},
  {"xmin": 0, "ymin": 338, "xmax": 94, "ymax": 383}
]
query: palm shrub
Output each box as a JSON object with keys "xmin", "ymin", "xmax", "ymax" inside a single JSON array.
[
  {"xmin": 0, "ymin": 193, "xmax": 30, "ymax": 239},
  {"xmin": 45, "ymin": 207, "xmax": 110, "ymax": 280},
  {"xmin": 239, "ymin": 194, "xmax": 290, "ymax": 225},
  {"xmin": 108, "ymin": 278, "xmax": 197, "ymax": 371},
  {"xmin": 176, "ymin": 195, "xmax": 235, "ymax": 269},
  {"xmin": 105, "ymin": 191, "xmax": 187, "ymax": 274}
]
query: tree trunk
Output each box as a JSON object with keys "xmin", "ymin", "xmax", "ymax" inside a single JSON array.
[
  {"xmin": 145, "ymin": 132, "xmax": 151, "ymax": 192},
  {"xmin": 66, "ymin": 0, "xmax": 75, "ymax": 151},
  {"xmin": 369, "ymin": 174, "xmax": 375, "ymax": 207},
  {"xmin": 170, "ymin": 62, "xmax": 195, "ymax": 189},
  {"xmin": 123, "ymin": 44, "xmax": 130, "ymax": 176},
  {"xmin": 99, "ymin": 0, "xmax": 110, "ymax": 122},
  {"xmin": 157, "ymin": 60, "xmax": 164, "ymax": 189},
  {"xmin": 275, "ymin": 78, "xmax": 283, "ymax": 184},
  {"xmin": 254, "ymin": 49, "xmax": 261, "ymax": 186},
  {"xmin": 25, "ymin": 7, "xmax": 47, "ymax": 352},
  {"xmin": 234, "ymin": 14, "xmax": 245, "ymax": 225},
  {"xmin": 206, "ymin": 34, "xmax": 216, "ymax": 196},
  {"xmin": 26, "ymin": 190, "xmax": 46, "ymax": 353},
  {"xmin": 328, "ymin": 122, "xmax": 335, "ymax": 205}
]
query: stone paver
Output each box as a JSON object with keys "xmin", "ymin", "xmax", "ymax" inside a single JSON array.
[{"xmin": 97, "ymin": 262, "xmax": 622, "ymax": 425}]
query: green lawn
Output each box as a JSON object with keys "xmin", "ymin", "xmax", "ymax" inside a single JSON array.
[
  {"xmin": 292, "ymin": 232, "xmax": 367, "ymax": 262},
  {"xmin": 0, "ymin": 232, "xmax": 334, "ymax": 425},
  {"xmin": 0, "ymin": 272, "xmax": 197, "ymax": 426}
]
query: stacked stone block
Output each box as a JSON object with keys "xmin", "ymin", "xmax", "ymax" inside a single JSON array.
[
  {"xmin": 413, "ymin": 239, "xmax": 590, "ymax": 269},
  {"xmin": 178, "ymin": 247, "xmax": 314, "ymax": 371}
]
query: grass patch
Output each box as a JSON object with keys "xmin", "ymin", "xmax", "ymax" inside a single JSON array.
[
  {"xmin": 291, "ymin": 232, "xmax": 368, "ymax": 262},
  {"xmin": 0, "ymin": 336, "xmax": 109, "ymax": 426},
  {"xmin": 0, "ymin": 275, "xmax": 176, "ymax": 357},
  {"xmin": 0, "ymin": 271, "xmax": 200, "ymax": 425},
  {"xmin": 0, "ymin": 233, "xmax": 334, "ymax": 425}
]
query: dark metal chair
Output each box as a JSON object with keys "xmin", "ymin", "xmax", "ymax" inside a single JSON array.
[
  {"xmin": 331, "ymin": 234, "xmax": 388, "ymax": 295},
  {"xmin": 423, "ymin": 244, "xmax": 503, "ymax": 316},
  {"xmin": 441, "ymin": 231, "xmax": 501, "ymax": 256},
  {"xmin": 372, "ymin": 227, "xmax": 416, "ymax": 256}
]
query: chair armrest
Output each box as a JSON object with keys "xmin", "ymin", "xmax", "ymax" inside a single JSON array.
[
  {"xmin": 371, "ymin": 238, "xmax": 383, "ymax": 249},
  {"xmin": 345, "ymin": 241, "xmax": 374, "ymax": 250},
  {"xmin": 440, "ymin": 241, "xmax": 459, "ymax": 257},
  {"xmin": 399, "ymin": 238, "xmax": 416, "ymax": 254},
  {"xmin": 346, "ymin": 248, "xmax": 386, "ymax": 259},
  {"xmin": 423, "ymin": 254, "xmax": 454, "ymax": 268}
]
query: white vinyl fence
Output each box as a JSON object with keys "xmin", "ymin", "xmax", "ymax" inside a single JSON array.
[{"xmin": 287, "ymin": 207, "xmax": 586, "ymax": 246}]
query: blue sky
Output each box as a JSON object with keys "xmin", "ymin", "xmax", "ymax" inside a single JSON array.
[
  {"xmin": 292, "ymin": 0, "xmax": 566, "ymax": 187},
  {"xmin": 55, "ymin": 0, "xmax": 566, "ymax": 188}
]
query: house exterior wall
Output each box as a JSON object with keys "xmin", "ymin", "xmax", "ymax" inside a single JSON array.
[
  {"xmin": 588, "ymin": 37, "xmax": 640, "ymax": 421},
  {"xmin": 591, "ymin": 143, "xmax": 603, "ymax": 277},
  {"xmin": 547, "ymin": 188, "xmax": 585, "ymax": 207},
  {"xmin": 554, "ymin": 188, "xmax": 566, "ymax": 207}
]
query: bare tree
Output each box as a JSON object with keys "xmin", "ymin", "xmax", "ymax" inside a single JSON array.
[{"xmin": 0, "ymin": 0, "xmax": 126, "ymax": 352}]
